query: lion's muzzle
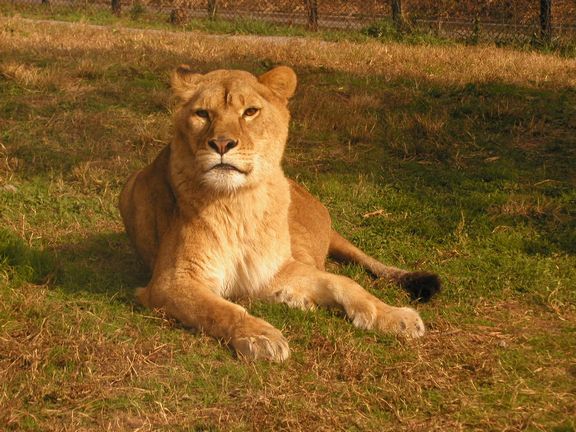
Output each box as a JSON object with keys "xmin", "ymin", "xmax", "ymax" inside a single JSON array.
[{"xmin": 208, "ymin": 137, "xmax": 238, "ymax": 155}]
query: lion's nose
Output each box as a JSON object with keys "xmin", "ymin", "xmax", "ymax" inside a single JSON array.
[{"xmin": 208, "ymin": 137, "xmax": 238, "ymax": 155}]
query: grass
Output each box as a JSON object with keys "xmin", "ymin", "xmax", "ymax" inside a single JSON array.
[
  {"xmin": 4, "ymin": 1, "xmax": 576, "ymax": 56},
  {"xmin": 0, "ymin": 3, "xmax": 365, "ymax": 41},
  {"xmin": 1, "ymin": 15, "xmax": 575, "ymax": 431}
]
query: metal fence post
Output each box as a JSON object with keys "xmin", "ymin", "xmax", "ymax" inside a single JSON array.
[
  {"xmin": 305, "ymin": 0, "xmax": 318, "ymax": 31},
  {"xmin": 208, "ymin": 0, "xmax": 218, "ymax": 20},
  {"xmin": 471, "ymin": 13, "xmax": 480, "ymax": 44},
  {"xmin": 111, "ymin": 0, "xmax": 121, "ymax": 16},
  {"xmin": 391, "ymin": 0, "xmax": 403, "ymax": 31},
  {"xmin": 540, "ymin": 0, "xmax": 552, "ymax": 42}
]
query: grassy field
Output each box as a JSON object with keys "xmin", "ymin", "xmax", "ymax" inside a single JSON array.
[
  {"xmin": 1, "ymin": 16, "xmax": 575, "ymax": 431},
  {"xmin": 0, "ymin": 3, "xmax": 453, "ymax": 48},
  {"xmin": 3, "ymin": 3, "xmax": 576, "ymax": 57}
]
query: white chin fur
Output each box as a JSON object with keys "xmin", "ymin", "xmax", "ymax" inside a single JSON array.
[{"xmin": 202, "ymin": 170, "xmax": 247, "ymax": 192}]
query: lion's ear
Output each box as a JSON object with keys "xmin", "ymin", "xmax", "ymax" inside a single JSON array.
[
  {"xmin": 171, "ymin": 64, "xmax": 201, "ymax": 100},
  {"xmin": 258, "ymin": 66, "xmax": 297, "ymax": 100}
]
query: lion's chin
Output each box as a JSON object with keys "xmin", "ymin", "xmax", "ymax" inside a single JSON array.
[{"xmin": 202, "ymin": 169, "xmax": 248, "ymax": 192}]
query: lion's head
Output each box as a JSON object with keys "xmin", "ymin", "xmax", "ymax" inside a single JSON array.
[{"xmin": 169, "ymin": 65, "xmax": 297, "ymax": 193}]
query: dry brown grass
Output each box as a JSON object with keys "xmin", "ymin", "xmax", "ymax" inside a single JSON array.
[
  {"xmin": 491, "ymin": 195, "xmax": 565, "ymax": 221},
  {"xmin": 4, "ymin": 281, "xmax": 573, "ymax": 431},
  {"xmin": 2, "ymin": 18, "xmax": 575, "ymax": 89}
]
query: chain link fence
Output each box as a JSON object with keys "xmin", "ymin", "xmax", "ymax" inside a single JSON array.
[{"xmin": 2, "ymin": 0, "xmax": 575, "ymax": 43}]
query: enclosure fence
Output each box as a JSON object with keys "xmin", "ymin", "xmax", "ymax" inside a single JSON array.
[{"xmin": 3, "ymin": 0, "xmax": 576, "ymax": 43}]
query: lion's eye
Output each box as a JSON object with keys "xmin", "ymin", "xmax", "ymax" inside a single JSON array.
[
  {"xmin": 195, "ymin": 110, "xmax": 209, "ymax": 119},
  {"xmin": 243, "ymin": 107, "xmax": 260, "ymax": 117}
]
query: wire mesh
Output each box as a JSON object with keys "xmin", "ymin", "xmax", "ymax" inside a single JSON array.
[{"xmin": 2, "ymin": 0, "xmax": 575, "ymax": 42}]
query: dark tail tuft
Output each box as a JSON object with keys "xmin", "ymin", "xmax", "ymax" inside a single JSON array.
[{"xmin": 398, "ymin": 271, "xmax": 442, "ymax": 303}]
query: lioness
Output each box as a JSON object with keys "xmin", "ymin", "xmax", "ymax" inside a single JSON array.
[{"xmin": 119, "ymin": 65, "xmax": 440, "ymax": 361}]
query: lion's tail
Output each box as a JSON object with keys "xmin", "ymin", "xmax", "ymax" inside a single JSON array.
[{"xmin": 328, "ymin": 230, "xmax": 441, "ymax": 302}]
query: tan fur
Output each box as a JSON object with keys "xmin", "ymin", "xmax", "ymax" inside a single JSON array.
[{"xmin": 119, "ymin": 65, "xmax": 425, "ymax": 361}]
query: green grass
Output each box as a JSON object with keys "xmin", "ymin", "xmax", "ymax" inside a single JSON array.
[{"xmin": 1, "ymin": 17, "xmax": 575, "ymax": 431}]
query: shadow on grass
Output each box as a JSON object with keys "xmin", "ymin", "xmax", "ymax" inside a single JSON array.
[
  {"xmin": 0, "ymin": 227, "xmax": 147, "ymax": 303},
  {"xmin": 287, "ymin": 70, "xmax": 576, "ymax": 255},
  {"xmin": 54, "ymin": 231, "xmax": 149, "ymax": 301}
]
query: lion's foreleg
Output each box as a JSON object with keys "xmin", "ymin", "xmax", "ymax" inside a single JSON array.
[
  {"xmin": 137, "ymin": 219, "xmax": 290, "ymax": 362},
  {"xmin": 138, "ymin": 276, "xmax": 290, "ymax": 361},
  {"xmin": 267, "ymin": 260, "xmax": 425, "ymax": 339}
]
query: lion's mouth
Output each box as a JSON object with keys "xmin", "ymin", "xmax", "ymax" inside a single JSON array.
[{"xmin": 210, "ymin": 163, "xmax": 247, "ymax": 174}]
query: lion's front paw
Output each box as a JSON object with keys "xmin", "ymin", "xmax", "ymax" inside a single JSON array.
[
  {"xmin": 375, "ymin": 306, "xmax": 425, "ymax": 338},
  {"xmin": 348, "ymin": 302, "xmax": 425, "ymax": 338},
  {"xmin": 231, "ymin": 317, "xmax": 290, "ymax": 362}
]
